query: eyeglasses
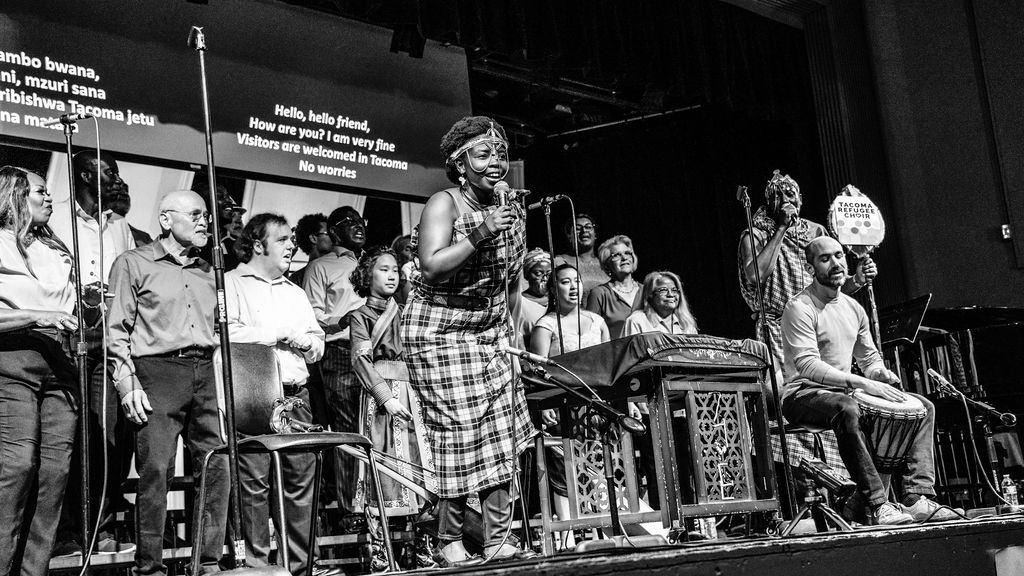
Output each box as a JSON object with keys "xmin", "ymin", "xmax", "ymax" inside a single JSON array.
[
  {"xmin": 335, "ymin": 217, "xmax": 368, "ymax": 228},
  {"xmin": 575, "ymin": 224, "xmax": 595, "ymax": 232},
  {"xmin": 653, "ymin": 287, "xmax": 681, "ymax": 297},
  {"xmin": 163, "ymin": 209, "xmax": 212, "ymax": 223}
]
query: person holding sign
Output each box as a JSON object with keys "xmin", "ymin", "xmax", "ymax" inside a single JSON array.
[
  {"xmin": 737, "ymin": 170, "xmax": 878, "ymax": 485},
  {"xmin": 738, "ymin": 170, "xmax": 877, "ymax": 366}
]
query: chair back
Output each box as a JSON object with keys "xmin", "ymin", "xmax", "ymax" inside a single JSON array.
[{"xmin": 214, "ymin": 343, "xmax": 284, "ymax": 436}]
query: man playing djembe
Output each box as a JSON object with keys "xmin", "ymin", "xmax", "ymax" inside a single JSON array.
[{"xmin": 781, "ymin": 236, "xmax": 958, "ymax": 525}]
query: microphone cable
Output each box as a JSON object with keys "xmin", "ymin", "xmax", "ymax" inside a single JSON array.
[{"xmin": 79, "ymin": 115, "xmax": 114, "ymax": 576}]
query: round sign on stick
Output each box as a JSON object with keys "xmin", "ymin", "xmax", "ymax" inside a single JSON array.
[{"xmin": 827, "ymin": 184, "xmax": 885, "ymax": 257}]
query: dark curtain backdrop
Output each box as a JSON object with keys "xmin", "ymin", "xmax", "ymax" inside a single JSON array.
[{"xmin": 518, "ymin": 1, "xmax": 827, "ymax": 340}]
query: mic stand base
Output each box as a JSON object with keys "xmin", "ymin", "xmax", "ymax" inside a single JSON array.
[{"xmin": 779, "ymin": 477, "xmax": 854, "ymax": 536}]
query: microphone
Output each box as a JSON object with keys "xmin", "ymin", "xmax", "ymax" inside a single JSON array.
[
  {"xmin": 41, "ymin": 113, "xmax": 94, "ymax": 127},
  {"xmin": 926, "ymin": 369, "xmax": 957, "ymax": 395},
  {"xmin": 493, "ymin": 181, "xmax": 530, "ymax": 205},
  {"xmin": 927, "ymin": 369, "xmax": 1017, "ymax": 427},
  {"xmin": 500, "ymin": 343, "xmax": 555, "ymax": 366},
  {"xmin": 528, "ymin": 194, "xmax": 568, "ymax": 211}
]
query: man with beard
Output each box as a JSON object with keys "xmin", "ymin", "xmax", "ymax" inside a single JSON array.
[
  {"xmin": 50, "ymin": 150, "xmax": 139, "ymax": 555},
  {"xmin": 107, "ymin": 190, "xmax": 229, "ymax": 574},
  {"xmin": 302, "ymin": 206, "xmax": 367, "ymax": 527},
  {"xmin": 737, "ymin": 170, "xmax": 877, "ymax": 481},
  {"xmin": 781, "ymin": 237, "xmax": 956, "ymax": 525}
]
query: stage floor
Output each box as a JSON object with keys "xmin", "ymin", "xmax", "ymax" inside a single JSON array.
[
  {"xmin": 49, "ymin": 515, "xmax": 1024, "ymax": 574},
  {"xmin": 442, "ymin": 515, "xmax": 1024, "ymax": 576}
]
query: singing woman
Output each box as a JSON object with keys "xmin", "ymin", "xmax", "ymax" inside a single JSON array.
[
  {"xmin": 0, "ymin": 166, "xmax": 78, "ymax": 575},
  {"xmin": 401, "ymin": 116, "xmax": 536, "ymax": 566}
]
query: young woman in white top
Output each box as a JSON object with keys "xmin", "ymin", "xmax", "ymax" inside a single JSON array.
[
  {"xmin": 531, "ymin": 263, "xmax": 609, "ymax": 357},
  {"xmin": 528, "ymin": 264, "xmax": 608, "ymax": 547}
]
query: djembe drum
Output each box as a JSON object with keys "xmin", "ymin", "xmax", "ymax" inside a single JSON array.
[{"xmin": 851, "ymin": 390, "xmax": 927, "ymax": 470}]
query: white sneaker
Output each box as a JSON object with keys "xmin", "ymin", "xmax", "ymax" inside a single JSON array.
[
  {"xmin": 903, "ymin": 495, "xmax": 962, "ymax": 522},
  {"xmin": 868, "ymin": 502, "xmax": 914, "ymax": 526}
]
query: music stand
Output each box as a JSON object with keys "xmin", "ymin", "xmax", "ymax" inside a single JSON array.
[{"xmin": 878, "ymin": 293, "xmax": 932, "ymax": 385}]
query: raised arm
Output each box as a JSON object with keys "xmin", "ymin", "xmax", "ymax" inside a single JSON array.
[{"xmin": 417, "ymin": 190, "xmax": 514, "ymax": 284}]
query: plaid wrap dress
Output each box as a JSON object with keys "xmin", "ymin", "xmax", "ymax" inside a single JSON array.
[
  {"xmin": 738, "ymin": 207, "xmax": 850, "ymax": 478},
  {"xmin": 401, "ymin": 189, "xmax": 536, "ymax": 498}
]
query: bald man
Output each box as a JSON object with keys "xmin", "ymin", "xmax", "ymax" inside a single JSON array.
[
  {"xmin": 107, "ymin": 190, "xmax": 229, "ymax": 575},
  {"xmin": 781, "ymin": 237, "xmax": 955, "ymax": 526}
]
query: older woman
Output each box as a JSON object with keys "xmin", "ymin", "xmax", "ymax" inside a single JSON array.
[
  {"xmin": 401, "ymin": 116, "xmax": 536, "ymax": 565},
  {"xmin": 555, "ymin": 214, "xmax": 605, "ymax": 304},
  {"xmin": 0, "ymin": 166, "xmax": 78, "ymax": 575},
  {"xmin": 621, "ymin": 270, "xmax": 697, "ymax": 509},
  {"xmin": 622, "ymin": 271, "xmax": 698, "ymax": 337},
  {"xmin": 585, "ymin": 234, "xmax": 643, "ymax": 339}
]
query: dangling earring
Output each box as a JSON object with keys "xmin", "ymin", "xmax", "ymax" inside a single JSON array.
[{"xmin": 458, "ymin": 173, "xmax": 467, "ymax": 187}]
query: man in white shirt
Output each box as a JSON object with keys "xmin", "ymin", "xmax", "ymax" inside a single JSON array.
[
  {"xmin": 225, "ymin": 213, "xmax": 327, "ymax": 575},
  {"xmin": 50, "ymin": 150, "xmax": 137, "ymax": 555},
  {"xmin": 302, "ymin": 206, "xmax": 367, "ymax": 522}
]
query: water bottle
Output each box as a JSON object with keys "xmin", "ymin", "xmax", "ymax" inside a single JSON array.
[{"xmin": 1001, "ymin": 474, "xmax": 1018, "ymax": 507}]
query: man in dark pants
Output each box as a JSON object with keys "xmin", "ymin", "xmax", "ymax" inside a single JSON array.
[
  {"xmin": 107, "ymin": 190, "xmax": 228, "ymax": 575},
  {"xmin": 302, "ymin": 207, "xmax": 366, "ymax": 528},
  {"xmin": 50, "ymin": 149, "xmax": 139, "ymax": 556},
  {"xmin": 781, "ymin": 237, "xmax": 957, "ymax": 525},
  {"xmin": 224, "ymin": 213, "xmax": 330, "ymax": 575}
]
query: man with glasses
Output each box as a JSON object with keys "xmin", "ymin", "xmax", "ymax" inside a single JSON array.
[
  {"xmin": 50, "ymin": 150, "xmax": 139, "ymax": 556},
  {"xmin": 302, "ymin": 206, "xmax": 367, "ymax": 529},
  {"xmin": 107, "ymin": 190, "xmax": 229, "ymax": 575},
  {"xmin": 554, "ymin": 214, "xmax": 603, "ymax": 305}
]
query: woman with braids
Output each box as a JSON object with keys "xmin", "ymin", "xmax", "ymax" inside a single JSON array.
[
  {"xmin": 0, "ymin": 166, "xmax": 78, "ymax": 575},
  {"xmin": 401, "ymin": 116, "xmax": 537, "ymax": 566},
  {"xmin": 348, "ymin": 246, "xmax": 436, "ymax": 570}
]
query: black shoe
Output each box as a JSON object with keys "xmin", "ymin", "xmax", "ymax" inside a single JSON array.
[
  {"xmin": 337, "ymin": 513, "xmax": 367, "ymax": 534},
  {"xmin": 485, "ymin": 543, "xmax": 540, "ymax": 562},
  {"xmin": 311, "ymin": 563, "xmax": 345, "ymax": 576},
  {"xmin": 51, "ymin": 540, "xmax": 82, "ymax": 558}
]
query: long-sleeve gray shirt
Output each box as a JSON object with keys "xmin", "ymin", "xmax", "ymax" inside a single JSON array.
[{"xmin": 781, "ymin": 286, "xmax": 884, "ymax": 401}]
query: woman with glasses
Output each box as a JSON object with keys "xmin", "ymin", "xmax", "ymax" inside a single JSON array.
[
  {"xmin": 621, "ymin": 270, "xmax": 698, "ymax": 509},
  {"xmin": 555, "ymin": 214, "xmax": 604, "ymax": 304},
  {"xmin": 585, "ymin": 234, "xmax": 643, "ymax": 339},
  {"xmin": 0, "ymin": 166, "xmax": 79, "ymax": 574},
  {"xmin": 622, "ymin": 271, "xmax": 699, "ymax": 338},
  {"xmin": 401, "ymin": 116, "xmax": 536, "ymax": 566}
]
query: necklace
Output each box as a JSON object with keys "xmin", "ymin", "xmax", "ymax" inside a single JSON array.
[
  {"xmin": 610, "ymin": 279, "xmax": 637, "ymax": 295},
  {"xmin": 460, "ymin": 185, "xmax": 486, "ymax": 211}
]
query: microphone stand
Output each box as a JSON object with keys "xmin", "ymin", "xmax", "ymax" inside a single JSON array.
[
  {"xmin": 527, "ymin": 363, "xmax": 645, "ymax": 537},
  {"xmin": 737, "ymin": 186, "xmax": 797, "ymax": 519},
  {"xmin": 934, "ymin": 377, "xmax": 1017, "ymax": 489},
  {"xmin": 540, "ymin": 202, "xmax": 567, "ymax": 349},
  {"xmin": 60, "ymin": 118, "xmax": 92, "ymax": 573},
  {"xmin": 189, "ymin": 26, "xmax": 251, "ymax": 572}
]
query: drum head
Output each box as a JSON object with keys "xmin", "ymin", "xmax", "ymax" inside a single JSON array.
[{"xmin": 852, "ymin": 389, "xmax": 926, "ymax": 416}]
